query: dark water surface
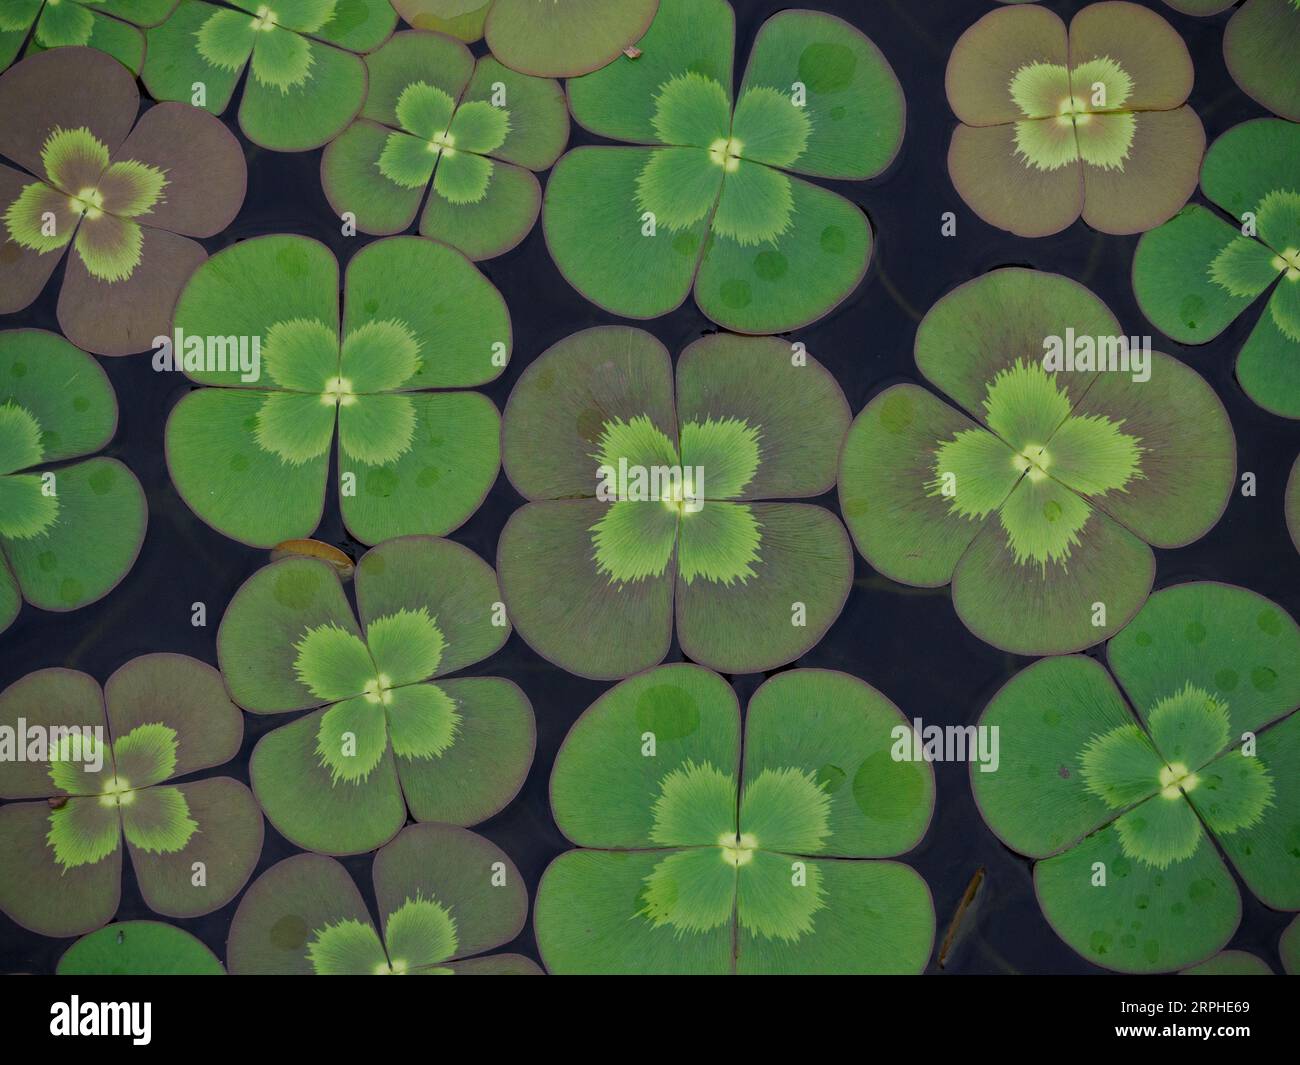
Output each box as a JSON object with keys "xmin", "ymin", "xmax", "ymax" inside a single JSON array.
[{"xmin": 3, "ymin": 0, "xmax": 1297, "ymax": 974}]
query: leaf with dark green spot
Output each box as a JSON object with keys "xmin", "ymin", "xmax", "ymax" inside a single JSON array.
[
  {"xmin": 166, "ymin": 235, "xmax": 507, "ymax": 547},
  {"xmin": 974, "ymin": 585, "xmax": 1299, "ymax": 971},
  {"xmin": 1133, "ymin": 118, "xmax": 1300, "ymax": 419},
  {"xmin": 1109, "ymin": 583, "xmax": 1300, "ymax": 738},
  {"xmin": 0, "ymin": 331, "xmax": 143, "ymax": 632},
  {"xmin": 229, "ymin": 823, "xmax": 534, "ymax": 974},
  {"xmin": 544, "ymin": 0, "xmax": 902, "ymax": 333},
  {"xmin": 1035, "ymin": 823, "xmax": 1239, "ymax": 973},
  {"xmin": 537, "ymin": 666, "xmax": 934, "ymax": 973},
  {"xmin": 223, "ymin": 538, "xmax": 533, "ymax": 855}
]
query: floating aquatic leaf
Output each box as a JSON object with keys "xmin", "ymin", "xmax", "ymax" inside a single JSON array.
[
  {"xmin": 838, "ymin": 269, "xmax": 1234, "ymax": 655},
  {"xmin": 1220, "ymin": 0, "xmax": 1300, "ymax": 122},
  {"xmin": 497, "ymin": 326, "xmax": 852, "ymax": 679},
  {"xmin": 543, "ymin": 0, "xmax": 904, "ymax": 333},
  {"xmin": 947, "ymin": 2, "xmax": 1203, "ymax": 236},
  {"xmin": 0, "ymin": 655, "xmax": 262, "ymax": 938},
  {"xmin": 165, "ymin": 234, "xmax": 508, "ymax": 547},
  {"xmin": 1282, "ymin": 914, "xmax": 1300, "ymax": 974},
  {"xmin": 0, "ymin": 0, "xmax": 177, "ymax": 75},
  {"xmin": 973, "ymin": 583, "xmax": 1300, "ymax": 971},
  {"xmin": 0, "ymin": 47, "xmax": 246, "ymax": 354},
  {"xmin": 1288, "ymin": 454, "xmax": 1300, "ymax": 553},
  {"xmin": 1180, "ymin": 950, "xmax": 1273, "ymax": 976},
  {"xmin": 218, "ymin": 536, "xmax": 533, "ymax": 855},
  {"xmin": 228, "ymin": 822, "xmax": 541, "ymax": 974},
  {"xmin": 322, "ymin": 29, "xmax": 567, "ymax": 258},
  {"xmin": 57, "ymin": 920, "xmax": 225, "ymax": 974},
  {"xmin": 1133, "ymin": 119, "xmax": 1300, "ymax": 418},
  {"xmin": 392, "ymin": 0, "xmax": 657, "ymax": 78},
  {"xmin": 142, "ymin": 0, "xmax": 397, "ymax": 151},
  {"xmin": 0, "ymin": 330, "xmax": 145, "ymax": 635},
  {"xmin": 1156, "ymin": 1, "xmax": 1237, "ymax": 13},
  {"xmin": 535, "ymin": 666, "xmax": 935, "ymax": 974}
]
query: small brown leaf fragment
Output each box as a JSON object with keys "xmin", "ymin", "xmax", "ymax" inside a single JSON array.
[
  {"xmin": 270, "ymin": 539, "xmax": 355, "ymax": 581},
  {"xmin": 938, "ymin": 866, "xmax": 985, "ymax": 969}
]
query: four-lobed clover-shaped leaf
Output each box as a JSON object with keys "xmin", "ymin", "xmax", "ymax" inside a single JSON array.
[
  {"xmin": 498, "ymin": 326, "xmax": 853, "ymax": 680},
  {"xmin": 164, "ymin": 234, "xmax": 509, "ymax": 548},
  {"xmin": 58, "ymin": 920, "xmax": 226, "ymax": 974},
  {"xmin": 0, "ymin": 1, "xmax": 1292, "ymax": 979},
  {"xmin": 142, "ymin": 0, "xmax": 397, "ymax": 152},
  {"xmin": 391, "ymin": 0, "xmax": 658, "ymax": 79},
  {"xmin": 543, "ymin": 0, "xmax": 905, "ymax": 334},
  {"xmin": 0, "ymin": 46, "xmax": 246, "ymax": 355},
  {"xmin": 228, "ymin": 822, "xmax": 541, "ymax": 973},
  {"xmin": 838, "ymin": 268, "xmax": 1235, "ymax": 656},
  {"xmin": 0, "ymin": 0, "xmax": 178, "ymax": 75},
  {"xmin": 0, "ymin": 330, "xmax": 146, "ymax": 635},
  {"xmin": 218, "ymin": 535, "xmax": 535, "ymax": 855},
  {"xmin": 535, "ymin": 665, "xmax": 935, "ymax": 974},
  {"xmin": 973, "ymin": 583, "xmax": 1300, "ymax": 972},
  {"xmin": 1133, "ymin": 119, "xmax": 1300, "ymax": 419},
  {"xmin": 0, "ymin": 654, "xmax": 264, "ymax": 939},
  {"xmin": 947, "ymin": 2, "xmax": 1204, "ymax": 237},
  {"xmin": 322, "ymin": 29, "xmax": 568, "ymax": 259}
]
